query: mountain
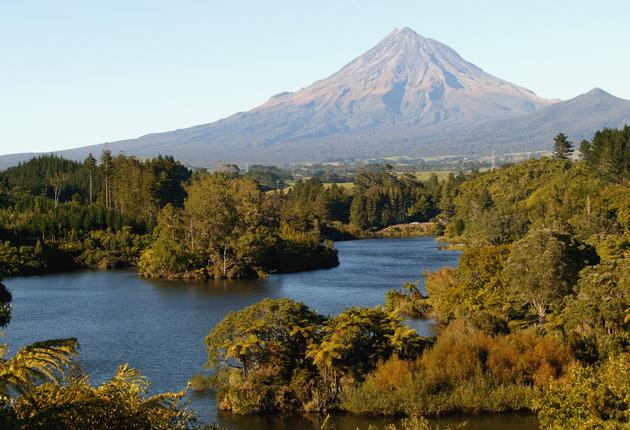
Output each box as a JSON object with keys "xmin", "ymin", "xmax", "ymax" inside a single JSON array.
[
  {"xmin": 1, "ymin": 28, "xmax": 629, "ymax": 168},
  {"xmin": 386, "ymin": 87, "xmax": 630, "ymax": 158},
  {"xmin": 454, "ymin": 88, "xmax": 630, "ymax": 155}
]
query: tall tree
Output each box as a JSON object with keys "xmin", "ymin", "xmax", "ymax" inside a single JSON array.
[
  {"xmin": 100, "ymin": 150, "xmax": 113, "ymax": 209},
  {"xmin": 83, "ymin": 153, "xmax": 97, "ymax": 204},
  {"xmin": 552, "ymin": 132, "xmax": 574, "ymax": 161},
  {"xmin": 581, "ymin": 126, "xmax": 630, "ymax": 183}
]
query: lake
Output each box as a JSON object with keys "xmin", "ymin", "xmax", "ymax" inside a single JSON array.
[{"xmin": 4, "ymin": 237, "xmax": 538, "ymax": 429}]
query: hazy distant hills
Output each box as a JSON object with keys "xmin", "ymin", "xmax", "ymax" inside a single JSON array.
[{"xmin": 2, "ymin": 27, "xmax": 630, "ymax": 169}]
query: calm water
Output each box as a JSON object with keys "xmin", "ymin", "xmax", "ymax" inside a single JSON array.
[{"xmin": 4, "ymin": 237, "xmax": 537, "ymax": 429}]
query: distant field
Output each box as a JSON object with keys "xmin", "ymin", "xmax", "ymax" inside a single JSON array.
[
  {"xmin": 411, "ymin": 170, "xmax": 457, "ymax": 181},
  {"xmin": 284, "ymin": 180, "xmax": 354, "ymax": 190}
]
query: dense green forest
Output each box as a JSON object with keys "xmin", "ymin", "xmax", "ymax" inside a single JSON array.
[
  {"xmin": 200, "ymin": 127, "xmax": 629, "ymax": 429},
  {"xmin": 0, "ymin": 126, "xmax": 628, "ymax": 429},
  {"xmin": 0, "ymin": 153, "xmax": 444, "ymax": 278}
]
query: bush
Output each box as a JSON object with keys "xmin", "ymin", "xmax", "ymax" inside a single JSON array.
[
  {"xmin": 385, "ymin": 283, "xmax": 431, "ymax": 318},
  {"xmin": 10, "ymin": 365, "xmax": 198, "ymax": 430},
  {"xmin": 342, "ymin": 322, "xmax": 571, "ymax": 417},
  {"xmin": 534, "ymin": 354, "xmax": 630, "ymax": 429}
]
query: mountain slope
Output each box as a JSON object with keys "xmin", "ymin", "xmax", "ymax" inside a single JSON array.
[
  {"xmin": 2, "ymin": 28, "xmax": 629, "ymax": 168},
  {"xmin": 431, "ymin": 88, "xmax": 630, "ymax": 157}
]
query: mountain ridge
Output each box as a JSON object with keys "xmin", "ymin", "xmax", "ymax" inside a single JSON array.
[{"xmin": 1, "ymin": 28, "xmax": 629, "ymax": 168}]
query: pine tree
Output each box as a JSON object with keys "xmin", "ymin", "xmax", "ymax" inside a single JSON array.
[
  {"xmin": 552, "ymin": 133, "xmax": 574, "ymax": 160},
  {"xmin": 100, "ymin": 150, "xmax": 112, "ymax": 209},
  {"xmin": 83, "ymin": 153, "xmax": 97, "ymax": 204}
]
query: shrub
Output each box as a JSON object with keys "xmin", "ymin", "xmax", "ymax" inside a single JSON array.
[{"xmin": 534, "ymin": 354, "xmax": 630, "ymax": 429}]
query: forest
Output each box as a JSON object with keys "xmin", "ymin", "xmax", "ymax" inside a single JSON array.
[
  {"xmin": 0, "ymin": 126, "xmax": 628, "ymax": 429},
  {"xmin": 200, "ymin": 127, "xmax": 630, "ymax": 429},
  {"xmin": 0, "ymin": 153, "xmax": 444, "ymax": 278}
]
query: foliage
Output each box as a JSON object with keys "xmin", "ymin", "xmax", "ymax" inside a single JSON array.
[
  {"xmin": 205, "ymin": 298, "xmax": 325, "ymax": 413},
  {"xmin": 350, "ymin": 165, "xmax": 439, "ymax": 230},
  {"xmin": 502, "ymin": 228, "xmax": 599, "ymax": 326},
  {"xmin": 0, "ymin": 152, "xmax": 192, "ymax": 276},
  {"xmin": 563, "ymin": 258, "xmax": 630, "ymax": 361},
  {"xmin": 534, "ymin": 354, "xmax": 630, "ymax": 430},
  {"xmin": 282, "ymin": 178, "xmax": 352, "ymax": 227},
  {"xmin": 0, "ymin": 155, "xmax": 91, "ymax": 203},
  {"xmin": 0, "ymin": 339, "xmax": 79, "ymax": 404},
  {"xmin": 385, "ymin": 283, "xmax": 431, "ymax": 318},
  {"xmin": 77, "ymin": 227, "xmax": 150, "ymax": 269},
  {"xmin": 342, "ymin": 322, "xmax": 570, "ymax": 417},
  {"xmin": 552, "ymin": 132, "xmax": 574, "ymax": 161},
  {"xmin": 140, "ymin": 174, "xmax": 339, "ymax": 279},
  {"xmin": 245, "ymin": 165, "xmax": 292, "ymax": 191},
  {"xmin": 0, "ymin": 241, "xmax": 46, "ymax": 276},
  {"xmin": 8, "ymin": 365, "xmax": 199, "ymax": 430},
  {"xmin": 205, "ymin": 299, "xmax": 425, "ymax": 414},
  {"xmin": 581, "ymin": 125, "xmax": 630, "ymax": 184},
  {"xmin": 427, "ymin": 245, "xmax": 511, "ymax": 327}
]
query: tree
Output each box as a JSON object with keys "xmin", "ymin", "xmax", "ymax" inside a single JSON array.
[
  {"xmin": 308, "ymin": 307, "xmax": 424, "ymax": 389},
  {"xmin": 581, "ymin": 126, "xmax": 630, "ymax": 183},
  {"xmin": 101, "ymin": 150, "xmax": 113, "ymax": 209},
  {"xmin": 10, "ymin": 365, "xmax": 198, "ymax": 430},
  {"xmin": 205, "ymin": 298, "xmax": 324, "ymax": 413},
  {"xmin": 205, "ymin": 298, "xmax": 323, "ymax": 375},
  {"xmin": 350, "ymin": 165, "xmax": 437, "ymax": 230},
  {"xmin": 563, "ymin": 258, "xmax": 630, "ymax": 359},
  {"xmin": 552, "ymin": 133, "xmax": 574, "ymax": 161},
  {"xmin": 183, "ymin": 174, "xmax": 275, "ymax": 278},
  {"xmin": 0, "ymin": 338, "xmax": 79, "ymax": 403},
  {"xmin": 138, "ymin": 204, "xmax": 187, "ymax": 278},
  {"xmin": 502, "ymin": 228, "xmax": 599, "ymax": 325},
  {"xmin": 49, "ymin": 171, "xmax": 69, "ymax": 208},
  {"xmin": 83, "ymin": 153, "xmax": 97, "ymax": 204},
  {"xmin": 427, "ymin": 245, "xmax": 512, "ymax": 328}
]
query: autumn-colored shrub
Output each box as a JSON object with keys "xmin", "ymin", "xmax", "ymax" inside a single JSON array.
[
  {"xmin": 342, "ymin": 321, "xmax": 572, "ymax": 417},
  {"xmin": 486, "ymin": 330, "xmax": 571, "ymax": 387}
]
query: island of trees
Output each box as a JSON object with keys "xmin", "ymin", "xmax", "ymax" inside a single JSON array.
[{"xmin": 0, "ymin": 125, "xmax": 628, "ymax": 429}]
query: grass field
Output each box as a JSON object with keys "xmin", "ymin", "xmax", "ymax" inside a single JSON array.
[
  {"xmin": 284, "ymin": 180, "xmax": 354, "ymax": 190},
  {"xmin": 411, "ymin": 170, "xmax": 457, "ymax": 181}
]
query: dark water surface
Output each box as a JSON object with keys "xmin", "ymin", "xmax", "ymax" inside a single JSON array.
[{"xmin": 5, "ymin": 237, "xmax": 537, "ymax": 429}]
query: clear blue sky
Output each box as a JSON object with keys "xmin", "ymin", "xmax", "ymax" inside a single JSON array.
[{"xmin": 1, "ymin": 0, "xmax": 629, "ymax": 155}]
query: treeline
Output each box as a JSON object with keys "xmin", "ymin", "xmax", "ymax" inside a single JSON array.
[
  {"xmin": 0, "ymin": 150, "xmax": 454, "ymax": 277},
  {"xmin": 1, "ymin": 152, "xmax": 191, "ymax": 214},
  {"xmin": 350, "ymin": 165, "xmax": 441, "ymax": 229},
  {"xmin": 202, "ymin": 127, "xmax": 630, "ymax": 428},
  {"xmin": 0, "ymin": 152, "xmax": 191, "ymax": 273}
]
